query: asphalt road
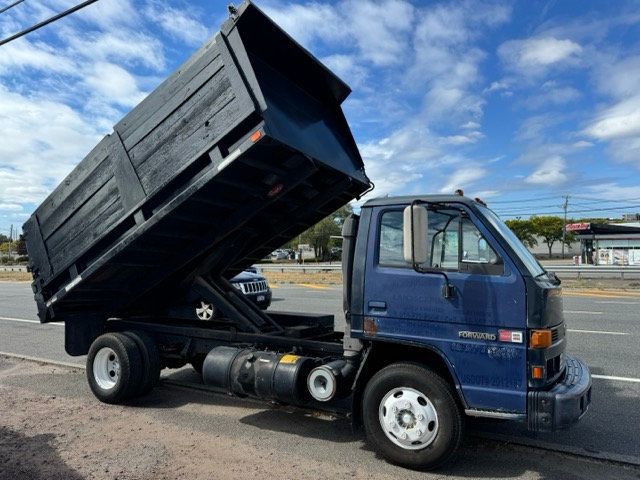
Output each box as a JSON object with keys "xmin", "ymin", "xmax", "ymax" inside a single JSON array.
[{"xmin": 1, "ymin": 281, "xmax": 639, "ymax": 467}]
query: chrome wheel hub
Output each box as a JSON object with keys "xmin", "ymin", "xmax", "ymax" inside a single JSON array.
[
  {"xmin": 93, "ymin": 347, "xmax": 120, "ymax": 390},
  {"xmin": 379, "ymin": 387, "xmax": 439, "ymax": 450},
  {"xmin": 195, "ymin": 300, "xmax": 214, "ymax": 320}
]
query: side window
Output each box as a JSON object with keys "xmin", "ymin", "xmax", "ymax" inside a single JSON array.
[
  {"xmin": 379, "ymin": 211, "xmax": 405, "ymax": 266},
  {"xmin": 378, "ymin": 209, "xmax": 503, "ymax": 275},
  {"xmin": 461, "ymin": 217, "xmax": 503, "ymax": 274},
  {"xmin": 428, "ymin": 211, "xmax": 460, "ymax": 269},
  {"xmin": 378, "ymin": 209, "xmax": 459, "ymax": 269}
]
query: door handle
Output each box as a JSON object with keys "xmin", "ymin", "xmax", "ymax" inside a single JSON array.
[{"xmin": 368, "ymin": 301, "xmax": 387, "ymax": 310}]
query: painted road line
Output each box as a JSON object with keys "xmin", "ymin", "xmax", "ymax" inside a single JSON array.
[
  {"xmin": 567, "ymin": 329, "xmax": 629, "ymax": 335},
  {"xmin": 564, "ymin": 310, "xmax": 603, "ymax": 315},
  {"xmin": 0, "ymin": 316, "xmax": 63, "ymax": 326},
  {"xmin": 564, "ymin": 291, "xmax": 640, "ymax": 299},
  {"xmin": 595, "ymin": 301, "xmax": 640, "ymax": 305},
  {"xmin": 592, "ymin": 374, "xmax": 640, "ymax": 384},
  {"xmin": 294, "ymin": 283, "xmax": 331, "ymax": 290}
]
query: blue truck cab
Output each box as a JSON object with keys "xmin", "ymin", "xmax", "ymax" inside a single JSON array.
[{"xmin": 341, "ymin": 194, "xmax": 591, "ymax": 440}]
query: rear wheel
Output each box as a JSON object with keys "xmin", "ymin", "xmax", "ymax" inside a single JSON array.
[
  {"xmin": 122, "ymin": 330, "xmax": 161, "ymax": 395},
  {"xmin": 87, "ymin": 333, "xmax": 143, "ymax": 404},
  {"xmin": 362, "ymin": 362, "xmax": 464, "ymax": 470}
]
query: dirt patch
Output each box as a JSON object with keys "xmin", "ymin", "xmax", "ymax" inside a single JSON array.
[
  {"xmin": 263, "ymin": 270, "xmax": 342, "ymax": 285},
  {"xmin": 0, "ymin": 271, "xmax": 31, "ymax": 282}
]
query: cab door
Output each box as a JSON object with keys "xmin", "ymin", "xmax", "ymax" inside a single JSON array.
[{"xmin": 359, "ymin": 205, "xmax": 527, "ymax": 413}]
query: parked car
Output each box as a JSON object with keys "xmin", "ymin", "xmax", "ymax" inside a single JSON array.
[
  {"xmin": 270, "ymin": 249, "xmax": 289, "ymax": 260},
  {"xmin": 195, "ymin": 269, "xmax": 272, "ymax": 320}
]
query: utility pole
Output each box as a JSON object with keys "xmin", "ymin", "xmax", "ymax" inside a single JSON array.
[
  {"xmin": 8, "ymin": 224, "xmax": 13, "ymax": 260},
  {"xmin": 561, "ymin": 195, "xmax": 569, "ymax": 259}
]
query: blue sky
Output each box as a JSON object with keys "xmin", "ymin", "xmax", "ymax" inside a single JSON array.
[{"xmin": 1, "ymin": 0, "xmax": 640, "ymax": 238}]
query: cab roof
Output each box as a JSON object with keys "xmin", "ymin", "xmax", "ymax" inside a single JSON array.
[{"xmin": 362, "ymin": 195, "xmax": 485, "ymax": 208}]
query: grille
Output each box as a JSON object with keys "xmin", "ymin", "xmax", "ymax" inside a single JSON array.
[{"xmin": 234, "ymin": 280, "xmax": 268, "ymax": 294}]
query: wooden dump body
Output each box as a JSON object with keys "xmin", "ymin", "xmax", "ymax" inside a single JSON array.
[{"xmin": 24, "ymin": 2, "xmax": 370, "ymax": 323}]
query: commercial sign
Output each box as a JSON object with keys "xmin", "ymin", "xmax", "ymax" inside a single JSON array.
[{"xmin": 565, "ymin": 222, "xmax": 590, "ymax": 232}]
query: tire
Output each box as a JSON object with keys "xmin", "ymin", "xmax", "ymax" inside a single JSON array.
[
  {"xmin": 122, "ymin": 331, "xmax": 161, "ymax": 395},
  {"xmin": 86, "ymin": 332, "xmax": 144, "ymax": 404},
  {"xmin": 362, "ymin": 362, "xmax": 464, "ymax": 471}
]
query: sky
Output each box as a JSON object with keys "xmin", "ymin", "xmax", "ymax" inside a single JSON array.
[{"xmin": 1, "ymin": 0, "xmax": 640, "ymax": 238}]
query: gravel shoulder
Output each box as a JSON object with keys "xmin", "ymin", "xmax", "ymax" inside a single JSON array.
[{"xmin": 1, "ymin": 357, "xmax": 639, "ymax": 480}]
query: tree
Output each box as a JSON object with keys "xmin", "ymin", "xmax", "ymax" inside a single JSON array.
[
  {"xmin": 0, "ymin": 234, "xmax": 9, "ymax": 244},
  {"xmin": 16, "ymin": 234, "xmax": 27, "ymax": 256},
  {"xmin": 505, "ymin": 219, "xmax": 537, "ymax": 248},
  {"xmin": 295, "ymin": 204, "xmax": 354, "ymax": 260},
  {"xmin": 530, "ymin": 216, "xmax": 566, "ymax": 258}
]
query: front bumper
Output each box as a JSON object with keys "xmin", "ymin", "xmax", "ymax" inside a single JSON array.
[
  {"xmin": 527, "ymin": 354, "xmax": 592, "ymax": 431},
  {"xmin": 244, "ymin": 290, "xmax": 272, "ymax": 309}
]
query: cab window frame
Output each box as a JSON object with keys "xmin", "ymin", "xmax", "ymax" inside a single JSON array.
[{"xmin": 376, "ymin": 206, "xmax": 504, "ymax": 276}]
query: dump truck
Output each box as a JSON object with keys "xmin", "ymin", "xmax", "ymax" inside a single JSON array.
[{"xmin": 23, "ymin": 1, "xmax": 592, "ymax": 470}]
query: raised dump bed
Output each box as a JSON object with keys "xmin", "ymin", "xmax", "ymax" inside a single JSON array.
[{"xmin": 24, "ymin": 1, "xmax": 370, "ymax": 323}]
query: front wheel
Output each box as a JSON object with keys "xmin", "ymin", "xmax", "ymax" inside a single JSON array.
[{"xmin": 362, "ymin": 362, "xmax": 464, "ymax": 470}]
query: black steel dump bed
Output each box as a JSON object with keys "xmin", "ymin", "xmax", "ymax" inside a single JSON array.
[{"xmin": 24, "ymin": 1, "xmax": 370, "ymax": 323}]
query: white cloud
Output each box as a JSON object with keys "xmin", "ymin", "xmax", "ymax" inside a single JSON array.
[
  {"xmin": 584, "ymin": 95, "xmax": 640, "ymax": 140},
  {"xmin": 83, "ymin": 62, "xmax": 147, "ymax": 108},
  {"xmin": 440, "ymin": 167, "xmax": 486, "ymax": 193},
  {"xmin": 499, "ymin": 36, "xmax": 582, "ymax": 75},
  {"xmin": 0, "ymin": 86, "xmax": 103, "ymax": 224},
  {"xmin": 321, "ymin": 54, "xmax": 368, "ymax": 88},
  {"xmin": 525, "ymin": 83, "xmax": 581, "ymax": 109},
  {"xmin": 525, "ymin": 156, "xmax": 567, "ymax": 185},
  {"xmin": 145, "ymin": 1, "xmax": 210, "ymax": 47}
]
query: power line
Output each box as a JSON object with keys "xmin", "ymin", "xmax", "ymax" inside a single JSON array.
[
  {"xmin": 0, "ymin": 0, "xmax": 24, "ymax": 15},
  {"xmin": 0, "ymin": 0, "xmax": 99, "ymax": 47},
  {"xmin": 488, "ymin": 195, "xmax": 561, "ymax": 204},
  {"xmin": 497, "ymin": 203, "xmax": 640, "ymax": 217}
]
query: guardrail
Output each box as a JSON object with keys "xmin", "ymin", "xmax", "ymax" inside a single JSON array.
[
  {"xmin": 546, "ymin": 265, "xmax": 640, "ymax": 279},
  {"xmin": 259, "ymin": 264, "xmax": 341, "ymax": 273},
  {"xmin": 0, "ymin": 265, "xmax": 28, "ymax": 272}
]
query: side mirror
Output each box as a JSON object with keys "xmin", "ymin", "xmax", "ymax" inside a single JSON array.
[{"xmin": 403, "ymin": 204, "xmax": 429, "ymax": 265}]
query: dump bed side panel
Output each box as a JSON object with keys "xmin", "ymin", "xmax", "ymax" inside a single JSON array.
[
  {"xmin": 26, "ymin": 34, "xmax": 257, "ymax": 288},
  {"xmin": 24, "ymin": 2, "xmax": 370, "ymax": 324}
]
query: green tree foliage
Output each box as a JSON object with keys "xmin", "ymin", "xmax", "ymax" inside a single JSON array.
[
  {"xmin": 504, "ymin": 219, "xmax": 538, "ymax": 248},
  {"xmin": 287, "ymin": 204, "xmax": 354, "ymax": 260},
  {"xmin": 16, "ymin": 234, "xmax": 27, "ymax": 256},
  {"xmin": 0, "ymin": 234, "xmax": 9, "ymax": 244},
  {"xmin": 529, "ymin": 216, "xmax": 566, "ymax": 257}
]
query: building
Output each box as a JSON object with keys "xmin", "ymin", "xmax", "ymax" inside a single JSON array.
[{"xmin": 565, "ymin": 222, "xmax": 640, "ymax": 265}]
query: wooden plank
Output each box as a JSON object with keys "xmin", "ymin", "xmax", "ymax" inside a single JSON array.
[
  {"xmin": 37, "ymin": 136, "xmax": 113, "ymax": 239},
  {"xmin": 115, "ymin": 35, "xmax": 220, "ymax": 139},
  {"xmin": 47, "ymin": 179, "xmax": 123, "ymax": 273},
  {"xmin": 121, "ymin": 53, "xmax": 224, "ymax": 151},
  {"xmin": 22, "ymin": 215, "xmax": 53, "ymax": 281},
  {"xmin": 131, "ymin": 74, "xmax": 248, "ymax": 196},
  {"xmin": 110, "ymin": 132, "xmax": 146, "ymax": 212}
]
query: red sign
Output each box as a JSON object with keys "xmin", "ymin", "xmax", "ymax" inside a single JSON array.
[{"xmin": 565, "ymin": 222, "xmax": 590, "ymax": 232}]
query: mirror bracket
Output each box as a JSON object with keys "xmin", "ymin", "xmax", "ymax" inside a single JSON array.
[{"xmin": 406, "ymin": 199, "xmax": 454, "ymax": 299}]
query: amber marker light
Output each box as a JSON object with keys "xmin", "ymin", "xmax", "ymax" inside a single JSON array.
[
  {"xmin": 530, "ymin": 329, "xmax": 552, "ymax": 349},
  {"xmin": 250, "ymin": 130, "xmax": 262, "ymax": 142},
  {"xmin": 531, "ymin": 366, "xmax": 544, "ymax": 380}
]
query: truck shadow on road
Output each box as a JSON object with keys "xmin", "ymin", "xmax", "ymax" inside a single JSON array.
[{"xmin": 0, "ymin": 427, "xmax": 84, "ymax": 480}]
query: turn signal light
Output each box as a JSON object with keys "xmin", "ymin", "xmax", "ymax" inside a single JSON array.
[
  {"xmin": 531, "ymin": 366, "xmax": 544, "ymax": 380},
  {"xmin": 530, "ymin": 329, "xmax": 552, "ymax": 348}
]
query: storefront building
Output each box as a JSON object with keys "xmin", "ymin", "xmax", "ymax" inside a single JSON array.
[{"xmin": 566, "ymin": 223, "xmax": 640, "ymax": 265}]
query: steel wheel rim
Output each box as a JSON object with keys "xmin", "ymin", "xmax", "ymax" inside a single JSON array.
[
  {"xmin": 196, "ymin": 301, "xmax": 214, "ymax": 320},
  {"xmin": 93, "ymin": 347, "xmax": 120, "ymax": 390},
  {"xmin": 378, "ymin": 387, "xmax": 439, "ymax": 450}
]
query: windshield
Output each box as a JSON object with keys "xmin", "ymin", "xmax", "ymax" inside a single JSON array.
[{"xmin": 477, "ymin": 205, "xmax": 546, "ymax": 277}]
